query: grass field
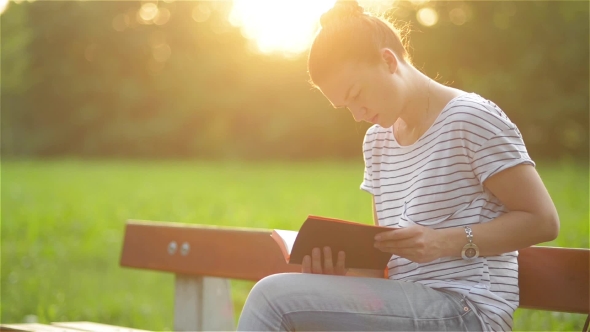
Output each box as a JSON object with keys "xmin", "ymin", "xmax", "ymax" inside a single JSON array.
[{"xmin": 1, "ymin": 159, "xmax": 588, "ymax": 331}]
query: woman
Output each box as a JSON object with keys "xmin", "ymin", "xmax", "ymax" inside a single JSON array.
[{"xmin": 237, "ymin": 1, "xmax": 559, "ymax": 331}]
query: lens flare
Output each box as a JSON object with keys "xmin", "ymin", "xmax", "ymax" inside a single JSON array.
[
  {"xmin": 229, "ymin": 0, "xmax": 337, "ymax": 55},
  {"xmin": 0, "ymin": 0, "xmax": 10, "ymax": 16}
]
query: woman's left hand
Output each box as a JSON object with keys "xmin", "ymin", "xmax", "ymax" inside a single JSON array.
[{"xmin": 373, "ymin": 225, "xmax": 446, "ymax": 263}]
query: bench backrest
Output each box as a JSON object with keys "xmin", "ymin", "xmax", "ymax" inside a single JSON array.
[{"xmin": 120, "ymin": 220, "xmax": 589, "ymax": 314}]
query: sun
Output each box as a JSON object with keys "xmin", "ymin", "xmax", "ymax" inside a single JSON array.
[
  {"xmin": 0, "ymin": 0, "xmax": 9, "ymax": 16},
  {"xmin": 229, "ymin": 0, "xmax": 337, "ymax": 56}
]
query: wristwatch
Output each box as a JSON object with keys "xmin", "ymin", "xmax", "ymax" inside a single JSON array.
[{"xmin": 461, "ymin": 226, "xmax": 479, "ymax": 260}]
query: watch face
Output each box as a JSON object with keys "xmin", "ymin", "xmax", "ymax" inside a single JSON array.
[{"xmin": 462, "ymin": 243, "xmax": 479, "ymax": 260}]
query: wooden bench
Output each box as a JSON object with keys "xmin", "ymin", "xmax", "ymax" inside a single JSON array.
[
  {"xmin": 0, "ymin": 322, "xmax": 152, "ymax": 332},
  {"xmin": 3, "ymin": 220, "xmax": 588, "ymax": 331},
  {"xmin": 118, "ymin": 220, "xmax": 590, "ymax": 331}
]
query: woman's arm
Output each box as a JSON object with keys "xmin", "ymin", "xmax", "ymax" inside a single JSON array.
[
  {"xmin": 373, "ymin": 164, "xmax": 560, "ymax": 263},
  {"xmin": 438, "ymin": 164, "xmax": 559, "ymax": 258}
]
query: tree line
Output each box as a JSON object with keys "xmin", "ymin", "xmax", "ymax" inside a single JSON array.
[{"xmin": 1, "ymin": 1, "xmax": 588, "ymax": 160}]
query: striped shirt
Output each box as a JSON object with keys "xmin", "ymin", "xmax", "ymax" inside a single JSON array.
[{"xmin": 360, "ymin": 92, "xmax": 534, "ymax": 331}]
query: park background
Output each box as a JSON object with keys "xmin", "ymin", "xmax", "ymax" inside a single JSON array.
[{"xmin": 1, "ymin": 0, "xmax": 588, "ymax": 330}]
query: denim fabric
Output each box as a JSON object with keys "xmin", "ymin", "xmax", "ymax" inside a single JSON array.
[{"xmin": 237, "ymin": 273, "xmax": 484, "ymax": 331}]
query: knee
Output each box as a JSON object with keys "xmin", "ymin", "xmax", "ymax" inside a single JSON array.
[
  {"xmin": 248, "ymin": 273, "xmax": 298, "ymax": 301},
  {"xmin": 238, "ymin": 273, "xmax": 301, "ymax": 331},
  {"xmin": 241, "ymin": 274, "xmax": 299, "ymax": 319},
  {"xmin": 244, "ymin": 272, "xmax": 309, "ymax": 311}
]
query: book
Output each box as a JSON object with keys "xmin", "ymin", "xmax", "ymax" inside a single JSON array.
[{"xmin": 270, "ymin": 215, "xmax": 397, "ymax": 270}]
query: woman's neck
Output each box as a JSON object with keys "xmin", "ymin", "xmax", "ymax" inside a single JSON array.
[{"xmin": 394, "ymin": 71, "xmax": 466, "ymax": 144}]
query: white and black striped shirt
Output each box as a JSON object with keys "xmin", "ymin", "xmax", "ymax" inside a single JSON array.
[{"xmin": 361, "ymin": 92, "xmax": 534, "ymax": 331}]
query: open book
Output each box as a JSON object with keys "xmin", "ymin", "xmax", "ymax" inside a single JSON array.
[{"xmin": 270, "ymin": 215, "xmax": 397, "ymax": 270}]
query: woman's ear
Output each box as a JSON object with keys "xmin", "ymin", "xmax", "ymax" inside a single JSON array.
[{"xmin": 381, "ymin": 48, "xmax": 398, "ymax": 74}]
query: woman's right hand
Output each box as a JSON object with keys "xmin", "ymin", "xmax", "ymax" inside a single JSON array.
[{"xmin": 302, "ymin": 246, "xmax": 348, "ymax": 275}]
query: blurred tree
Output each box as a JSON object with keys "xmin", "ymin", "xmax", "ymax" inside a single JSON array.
[
  {"xmin": 1, "ymin": 2, "xmax": 36, "ymax": 156},
  {"xmin": 0, "ymin": 1, "xmax": 587, "ymax": 160},
  {"xmin": 407, "ymin": 1, "xmax": 589, "ymax": 159}
]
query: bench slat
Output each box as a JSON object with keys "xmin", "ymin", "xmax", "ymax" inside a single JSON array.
[
  {"xmin": 518, "ymin": 246, "xmax": 589, "ymax": 314},
  {"xmin": 0, "ymin": 324, "xmax": 82, "ymax": 332},
  {"xmin": 120, "ymin": 221, "xmax": 590, "ymax": 314},
  {"xmin": 120, "ymin": 220, "xmax": 300, "ymax": 281},
  {"xmin": 51, "ymin": 322, "xmax": 151, "ymax": 332}
]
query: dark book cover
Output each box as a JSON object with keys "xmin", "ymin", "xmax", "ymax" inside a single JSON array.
[{"xmin": 271, "ymin": 215, "xmax": 397, "ymax": 270}]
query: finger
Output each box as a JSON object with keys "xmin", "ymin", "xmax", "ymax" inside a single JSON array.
[
  {"xmin": 311, "ymin": 247, "xmax": 323, "ymax": 274},
  {"xmin": 335, "ymin": 251, "xmax": 346, "ymax": 275},
  {"xmin": 302, "ymin": 255, "xmax": 311, "ymax": 273},
  {"xmin": 323, "ymin": 247, "xmax": 334, "ymax": 275},
  {"xmin": 374, "ymin": 227, "xmax": 416, "ymax": 241}
]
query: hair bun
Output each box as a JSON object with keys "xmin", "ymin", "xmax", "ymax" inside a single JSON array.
[{"xmin": 320, "ymin": 0, "xmax": 364, "ymax": 28}]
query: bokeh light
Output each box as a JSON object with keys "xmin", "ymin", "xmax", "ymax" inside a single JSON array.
[
  {"xmin": 134, "ymin": 2, "xmax": 172, "ymax": 26},
  {"xmin": 493, "ymin": 2, "xmax": 517, "ymax": 30},
  {"xmin": 139, "ymin": 2, "xmax": 158, "ymax": 22},
  {"xmin": 192, "ymin": 3, "xmax": 211, "ymax": 23},
  {"xmin": 154, "ymin": 8, "xmax": 171, "ymax": 26},
  {"xmin": 449, "ymin": 7, "xmax": 467, "ymax": 26},
  {"xmin": 417, "ymin": 7, "xmax": 438, "ymax": 27},
  {"xmin": 410, "ymin": 0, "xmax": 429, "ymax": 6}
]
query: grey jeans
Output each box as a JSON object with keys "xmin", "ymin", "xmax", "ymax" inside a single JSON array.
[{"xmin": 237, "ymin": 273, "xmax": 484, "ymax": 331}]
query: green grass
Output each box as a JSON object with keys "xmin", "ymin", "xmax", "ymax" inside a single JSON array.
[{"xmin": 1, "ymin": 159, "xmax": 588, "ymax": 331}]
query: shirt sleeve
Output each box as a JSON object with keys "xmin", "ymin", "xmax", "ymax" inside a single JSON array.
[
  {"xmin": 360, "ymin": 126, "xmax": 377, "ymax": 195},
  {"xmin": 469, "ymin": 112, "xmax": 535, "ymax": 184}
]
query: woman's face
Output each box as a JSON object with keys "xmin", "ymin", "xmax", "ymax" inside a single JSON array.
[{"xmin": 316, "ymin": 50, "xmax": 404, "ymax": 128}]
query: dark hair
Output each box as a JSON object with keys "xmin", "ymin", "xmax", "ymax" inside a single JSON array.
[{"xmin": 307, "ymin": 0, "xmax": 412, "ymax": 87}]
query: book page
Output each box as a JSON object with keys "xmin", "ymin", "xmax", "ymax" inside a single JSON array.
[{"xmin": 274, "ymin": 229, "xmax": 298, "ymax": 255}]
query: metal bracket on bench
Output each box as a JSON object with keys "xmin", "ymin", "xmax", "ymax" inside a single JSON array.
[{"xmin": 174, "ymin": 274, "xmax": 235, "ymax": 331}]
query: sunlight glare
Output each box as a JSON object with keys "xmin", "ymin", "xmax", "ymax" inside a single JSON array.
[
  {"xmin": 0, "ymin": 0, "xmax": 9, "ymax": 16},
  {"xmin": 229, "ymin": 0, "xmax": 337, "ymax": 55}
]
